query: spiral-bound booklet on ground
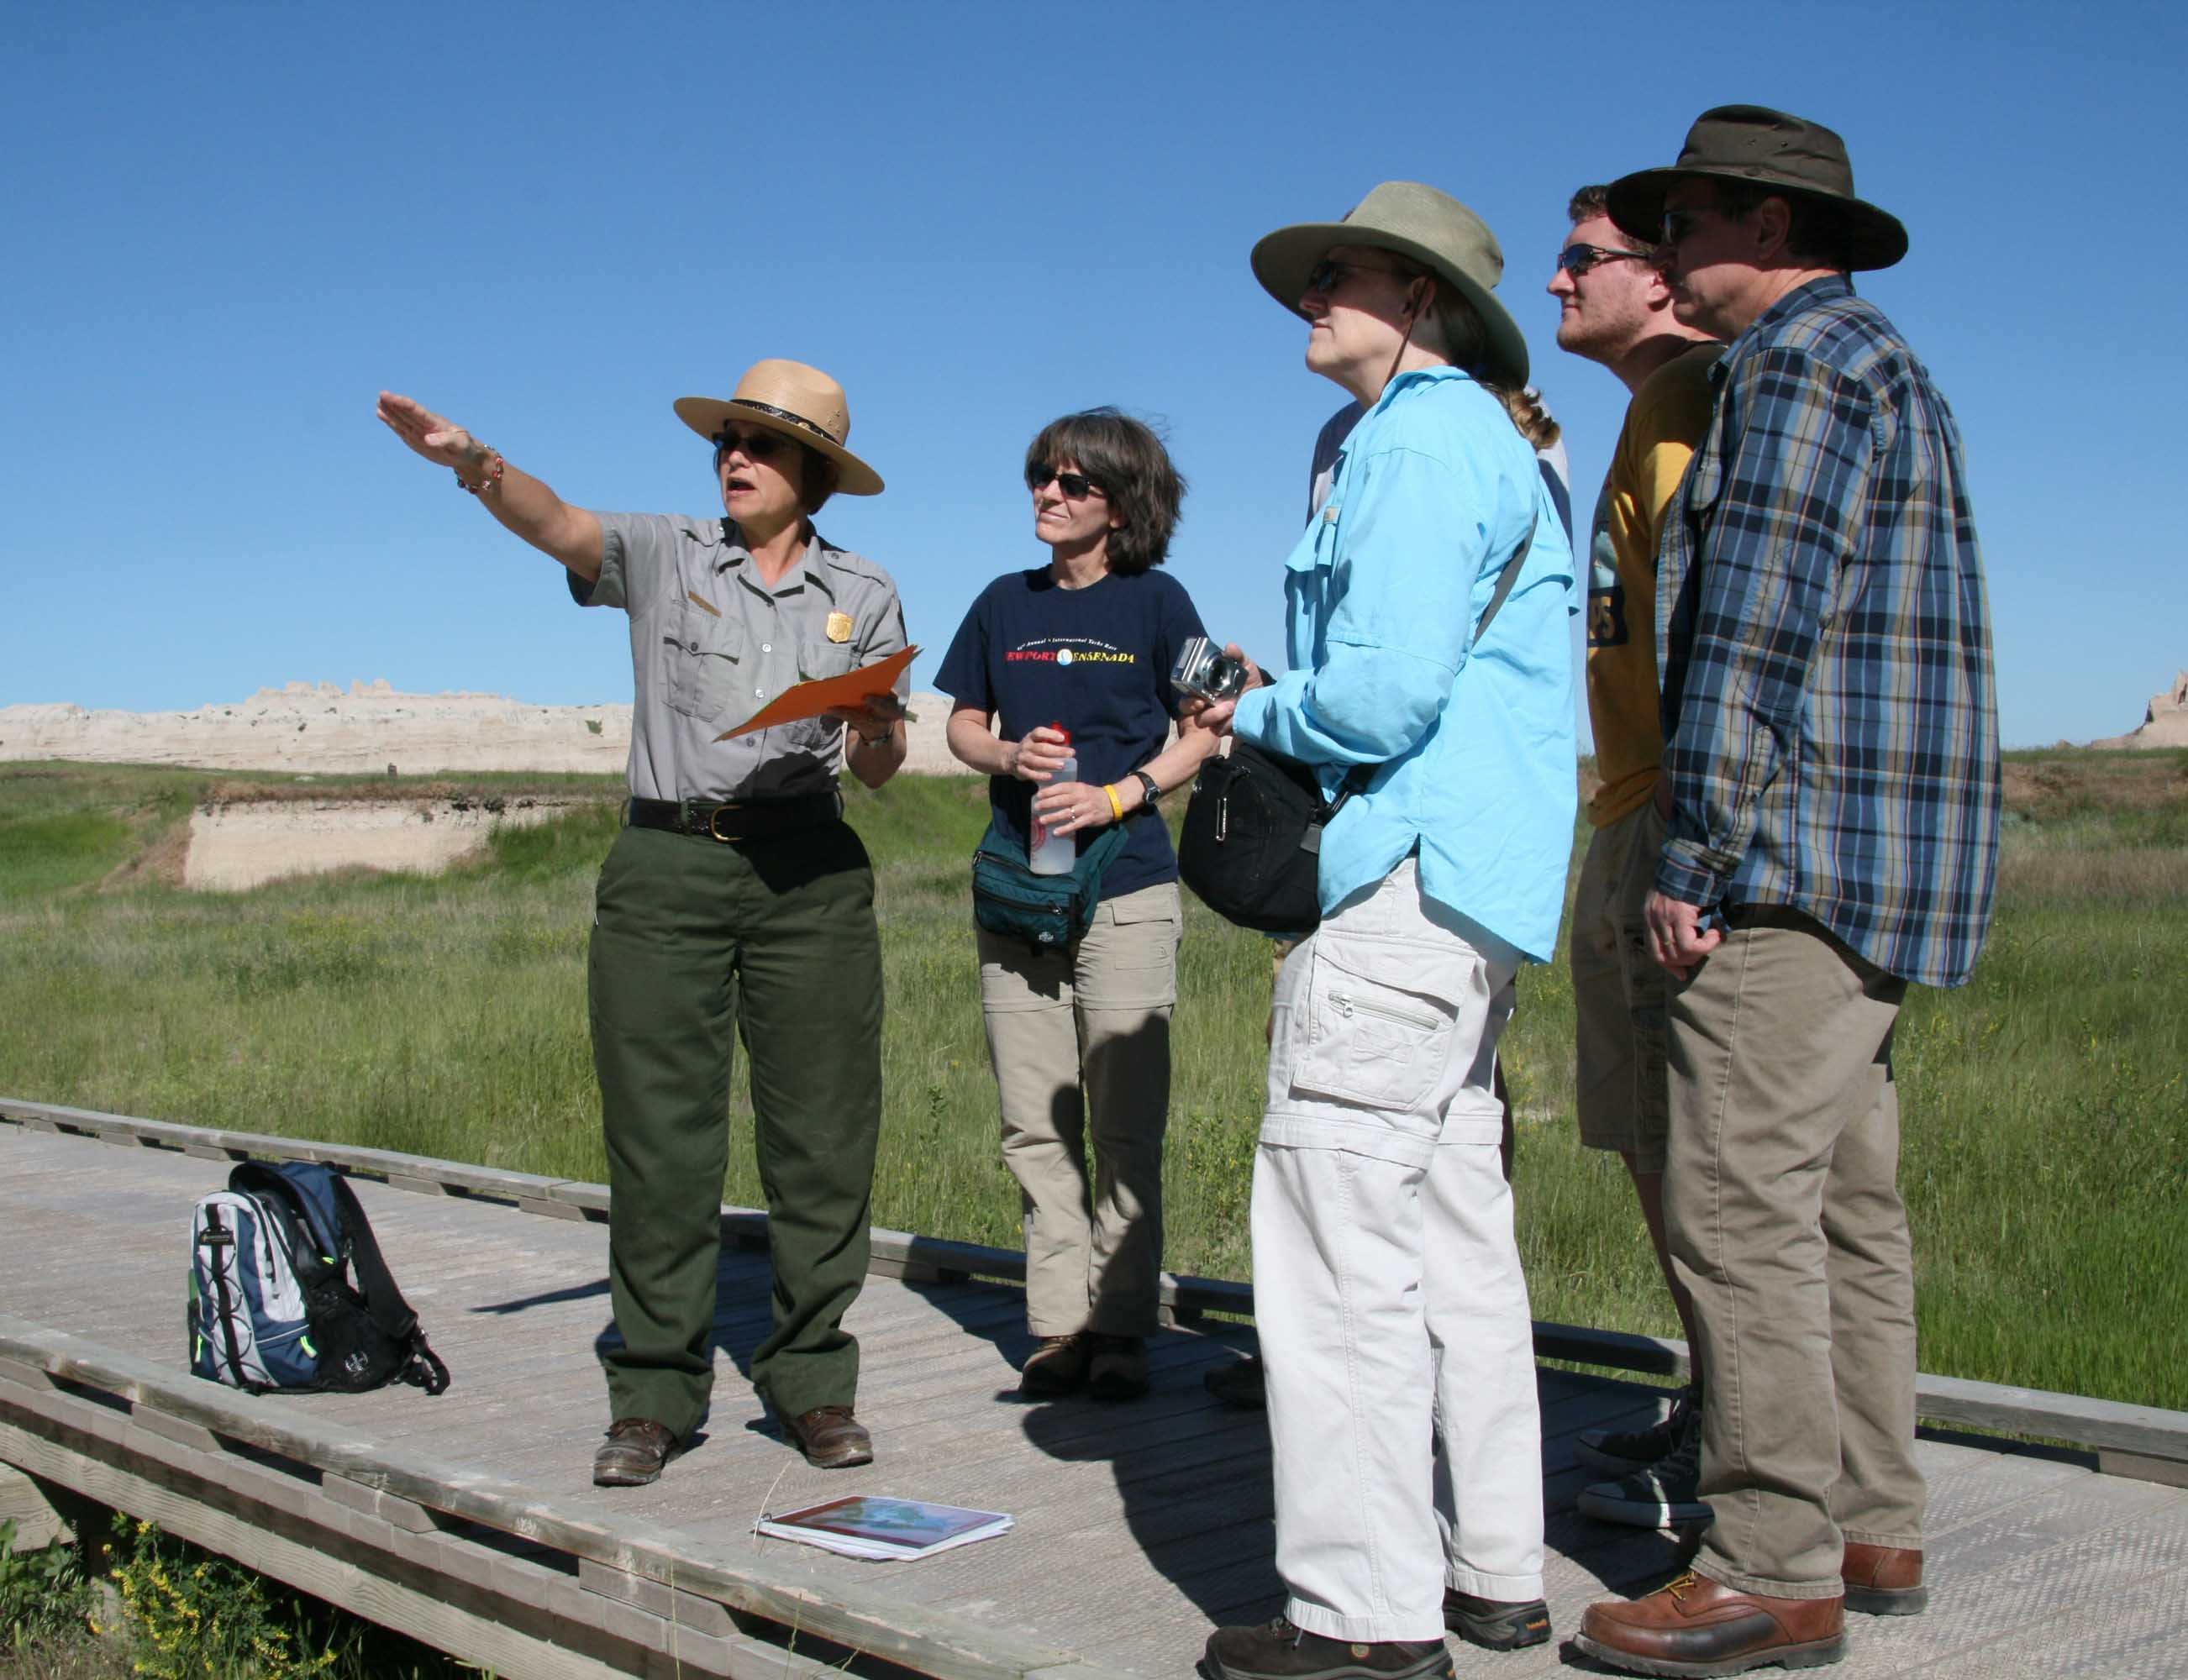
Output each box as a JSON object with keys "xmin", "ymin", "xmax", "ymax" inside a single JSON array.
[{"xmin": 754, "ymin": 1494, "xmax": 1013, "ymax": 1561}]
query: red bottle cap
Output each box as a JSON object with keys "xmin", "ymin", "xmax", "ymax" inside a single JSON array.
[{"xmin": 1049, "ymin": 722, "xmax": 1071, "ymax": 746}]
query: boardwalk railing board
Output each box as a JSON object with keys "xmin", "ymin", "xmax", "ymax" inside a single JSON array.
[
  {"xmin": 6, "ymin": 1097, "xmax": 2185, "ymax": 1483},
  {"xmin": 1, "ymin": 1459, "xmax": 72, "ymax": 1550},
  {"xmin": 0, "ymin": 1312, "xmax": 1135, "ymax": 1680}
]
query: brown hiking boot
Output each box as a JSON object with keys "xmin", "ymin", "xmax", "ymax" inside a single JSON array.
[
  {"xmin": 1019, "ymin": 1334, "xmax": 1090, "ymax": 1397},
  {"xmin": 783, "ymin": 1404, "xmax": 874, "ymax": 1469},
  {"xmin": 592, "ymin": 1417, "xmax": 681, "ymax": 1488},
  {"xmin": 1086, "ymin": 1333, "xmax": 1149, "ymax": 1400}
]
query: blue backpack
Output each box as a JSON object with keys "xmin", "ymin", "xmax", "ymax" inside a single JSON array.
[{"xmin": 188, "ymin": 1161, "xmax": 450, "ymax": 1396}]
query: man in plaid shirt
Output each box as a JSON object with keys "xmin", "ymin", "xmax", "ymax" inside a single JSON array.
[{"xmin": 1575, "ymin": 108, "xmax": 2001, "ymax": 1677}]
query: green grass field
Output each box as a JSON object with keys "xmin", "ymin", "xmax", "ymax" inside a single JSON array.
[{"xmin": 2, "ymin": 752, "xmax": 2182, "ymax": 1411}]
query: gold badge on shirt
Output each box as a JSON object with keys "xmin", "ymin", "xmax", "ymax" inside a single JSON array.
[{"xmin": 824, "ymin": 611, "xmax": 853, "ymax": 643}]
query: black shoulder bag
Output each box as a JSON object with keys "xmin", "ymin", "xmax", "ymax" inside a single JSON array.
[{"xmin": 1178, "ymin": 516, "xmax": 1538, "ymax": 934}]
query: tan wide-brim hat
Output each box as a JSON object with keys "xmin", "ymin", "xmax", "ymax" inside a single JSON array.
[
  {"xmin": 1607, "ymin": 104, "xmax": 1907, "ymax": 271},
  {"xmin": 673, "ymin": 359, "xmax": 884, "ymax": 496},
  {"xmin": 1251, "ymin": 180, "xmax": 1529, "ymax": 389}
]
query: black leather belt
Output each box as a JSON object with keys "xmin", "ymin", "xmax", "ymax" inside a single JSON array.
[{"xmin": 626, "ymin": 790, "xmax": 841, "ymax": 843}]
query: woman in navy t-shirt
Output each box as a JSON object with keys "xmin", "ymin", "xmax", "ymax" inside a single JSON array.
[{"xmin": 936, "ymin": 408, "xmax": 1218, "ymax": 1401}]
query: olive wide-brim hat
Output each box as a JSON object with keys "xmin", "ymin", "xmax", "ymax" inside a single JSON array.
[
  {"xmin": 1251, "ymin": 180, "xmax": 1529, "ymax": 388},
  {"xmin": 673, "ymin": 359, "xmax": 884, "ymax": 496},
  {"xmin": 1607, "ymin": 104, "xmax": 1908, "ymax": 271}
]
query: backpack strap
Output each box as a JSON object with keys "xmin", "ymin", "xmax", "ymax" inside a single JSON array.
[
  {"xmin": 197, "ymin": 1203, "xmax": 254, "ymax": 1389},
  {"xmin": 327, "ymin": 1174, "xmax": 451, "ymax": 1395}
]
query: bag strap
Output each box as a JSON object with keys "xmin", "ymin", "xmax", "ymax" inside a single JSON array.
[
  {"xmin": 197, "ymin": 1204, "xmax": 254, "ymax": 1387},
  {"xmin": 1472, "ymin": 502, "xmax": 1540, "ymax": 647},
  {"xmin": 328, "ymin": 1174, "xmax": 451, "ymax": 1395}
]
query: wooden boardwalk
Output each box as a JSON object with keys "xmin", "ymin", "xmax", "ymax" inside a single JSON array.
[{"xmin": 3, "ymin": 1103, "xmax": 2187, "ymax": 1679}]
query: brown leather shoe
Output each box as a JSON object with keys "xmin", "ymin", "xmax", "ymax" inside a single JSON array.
[
  {"xmin": 784, "ymin": 1404, "xmax": 874, "ymax": 1468},
  {"xmin": 1576, "ymin": 1572, "xmax": 1846, "ymax": 1676},
  {"xmin": 1841, "ymin": 1543, "xmax": 1926, "ymax": 1615},
  {"xmin": 592, "ymin": 1417, "xmax": 681, "ymax": 1487}
]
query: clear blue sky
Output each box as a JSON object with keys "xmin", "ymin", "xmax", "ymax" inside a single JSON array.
[{"xmin": 5, "ymin": 1, "xmax": 2179, "ymax": 748}]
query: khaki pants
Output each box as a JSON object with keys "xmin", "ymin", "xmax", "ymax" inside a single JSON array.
[
  {"xmin": 1662, "ymin": 908, "xmax": 1921, "ymax": 1598},
  {"xmin": 1570, "ymin": 800, "xmax": 1670, "ymax": 1169},
  {"xmin": 976, "ymin": 881, "xmax": 1181, "ymax": 1337}
]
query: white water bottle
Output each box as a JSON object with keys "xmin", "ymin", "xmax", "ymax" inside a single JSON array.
[{"xmin": 1028, "ymin": 725, "xmax": 1077, "ymax": 875}]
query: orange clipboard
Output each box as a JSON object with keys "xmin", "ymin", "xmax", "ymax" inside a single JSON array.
[{"xmin": 714, "ymin": 645, "xmax": 919, "ymax": 741}]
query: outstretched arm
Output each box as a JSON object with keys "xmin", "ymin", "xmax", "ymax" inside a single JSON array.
[{"xmin": 376, "ymin": 391, "xmax": 604, "ymax": 581}]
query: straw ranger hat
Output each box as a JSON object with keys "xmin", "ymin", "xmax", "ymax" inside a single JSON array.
[
  {"xmin": 1251, "ymin": 181, "xmax": 1529, "ymax": 388},
  {"xmin": 1607, "ymin": 104, "xmax": 1908, "ymax": 271},
  {"xmin": 673, "ymin": 360, "xmax": 884, "ymax": 496}
]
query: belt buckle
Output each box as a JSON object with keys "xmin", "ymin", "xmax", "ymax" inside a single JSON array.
[{"xmin": 705, "ymin": 802, "xmax": 744, "ymax": 843}]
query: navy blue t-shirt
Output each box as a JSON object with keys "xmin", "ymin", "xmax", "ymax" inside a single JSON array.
[{"xmin": 936, "ymin": 566, "xmax": 1207, "ymax": 901}]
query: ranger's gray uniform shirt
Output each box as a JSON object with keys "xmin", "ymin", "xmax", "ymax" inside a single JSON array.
[{"xmin": 571, "ymin": 512, "xmax": 910, "ymax": 802}]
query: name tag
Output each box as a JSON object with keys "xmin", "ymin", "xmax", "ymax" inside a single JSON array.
[{"xmin": 825, "ymin": 611, "xmax": 853, "ymax": 643}]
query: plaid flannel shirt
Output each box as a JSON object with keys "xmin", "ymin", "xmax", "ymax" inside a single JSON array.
[{"xmin": 1656, "ymin": 276, "xmax": 2000, "ymax": 988}]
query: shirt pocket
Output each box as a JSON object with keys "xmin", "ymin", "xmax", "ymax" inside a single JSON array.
[
  {"xmin": 663, "ymin": 603, "xmax": 749, "ymax": 722},
  {"xmin": 798, "ymin": 637, "xmax": 858, "ymax": 682},
  {"xmin": 1289, "ymin": 936, "xmax": 1469, "ymax": 1117}
]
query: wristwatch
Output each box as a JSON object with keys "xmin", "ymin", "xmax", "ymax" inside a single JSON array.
[{"xmin": 1132, "ymin": 769, "xmax": 1162, "ymax": 806}]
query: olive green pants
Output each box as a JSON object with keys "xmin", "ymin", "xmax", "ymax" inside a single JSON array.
[{"xmin": 587, "ymin": 819, "xmax": 883, "ymax": 1436}]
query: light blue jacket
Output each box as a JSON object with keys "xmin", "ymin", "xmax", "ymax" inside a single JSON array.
[{"xmin": 1233, "ymin": 366, "xmax": 1578, "ymax": 964}]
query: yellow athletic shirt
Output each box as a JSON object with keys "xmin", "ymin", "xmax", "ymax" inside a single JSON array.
[{"xmin": 1585, "ymin": 343, "xmax": 1721, "ymax": 826}]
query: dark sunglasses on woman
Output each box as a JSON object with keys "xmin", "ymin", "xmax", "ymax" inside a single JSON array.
[
  {"xmin": 1028, "ymin": 463, "xmax": 1107, "ymax": 501},
  {"xmin": 713, "ymin": 427, "xmax": 789, "ymax": 462}
]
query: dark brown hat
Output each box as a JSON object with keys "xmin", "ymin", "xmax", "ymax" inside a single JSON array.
[{"xmin": 1607, "ymin": 104, "xmax": 1907, "ymax": 271}]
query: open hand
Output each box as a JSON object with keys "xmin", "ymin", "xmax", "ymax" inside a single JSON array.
[{"xmin": 376, "ymin": 391, "xmax": 484, "ymax": 471}]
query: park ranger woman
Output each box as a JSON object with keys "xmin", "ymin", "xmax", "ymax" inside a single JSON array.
[{"xmin": 376, "ymin": 360, "xmax": 908, "ymax": 1485}]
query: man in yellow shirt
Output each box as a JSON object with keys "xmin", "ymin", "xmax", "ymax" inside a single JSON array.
[{"xmin": 1544, "ymin": 186, "xmax": 1720, "ymax": 1528}]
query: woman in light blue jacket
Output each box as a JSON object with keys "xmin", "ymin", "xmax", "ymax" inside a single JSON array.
[{"xmin": 1192, "ymin": 182, "xmax": 1577, "ymax": 1680}]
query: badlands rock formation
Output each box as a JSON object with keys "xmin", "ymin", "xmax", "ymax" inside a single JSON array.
[
  {"xmin": 2092, "ymin": 671, "xmax": 2188, "ymax": 750},
  {"xmin": 0, "ymin": 680, "xmax": 965, "ymax": 775}
]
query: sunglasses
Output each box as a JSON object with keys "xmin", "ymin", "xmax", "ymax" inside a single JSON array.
[
  {"xmin": 1028, "ymin": 463, "xmax": 1107, "ymax": 501},
  {"xmin": 1303, "ymin": 257, "xmax": 1419, "ymax": 296},
  {"xmin": 1659, "ymin": 208, "xmax": 1726, "ymax": 248},
  {"xmin": 1554, "ymin": 243, "xmax": 1653, "ymax": 277},
  {"xmin": 713, "ymin": 427, "xmax": 790, "ymax": 463}
]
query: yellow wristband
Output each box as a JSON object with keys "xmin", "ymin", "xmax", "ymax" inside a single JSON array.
[{"xmin": 1102, "ymin": 784, "xmax": 1125, "ymax": 822}]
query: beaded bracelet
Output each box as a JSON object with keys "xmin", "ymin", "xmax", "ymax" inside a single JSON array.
[
  {"xmin": 455, "ymin": 449, "xmax": 505, "ymax": 496},
  {"xmin": 1102, "ymin": 784, "xmax": 1125, "ymax": 822}
]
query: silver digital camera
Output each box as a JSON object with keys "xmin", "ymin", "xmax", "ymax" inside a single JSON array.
[{"xmin": 1170, "ymin": 636, "xmax": 1249, "ymax": 702}]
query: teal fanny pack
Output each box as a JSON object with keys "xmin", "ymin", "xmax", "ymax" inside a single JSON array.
[{"xmin": 971, "ymin": 817, "xmax": 1130, "ymax": 950}]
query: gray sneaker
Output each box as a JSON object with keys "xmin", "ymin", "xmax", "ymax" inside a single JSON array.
[
  {"xmin": 1574, "ymin": 1384, "xmax": 1698, "ymax": 1474},
  {"xmin": 1576, "ymin": 1409, "xmax": 1709, "ymax": 1527}
]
